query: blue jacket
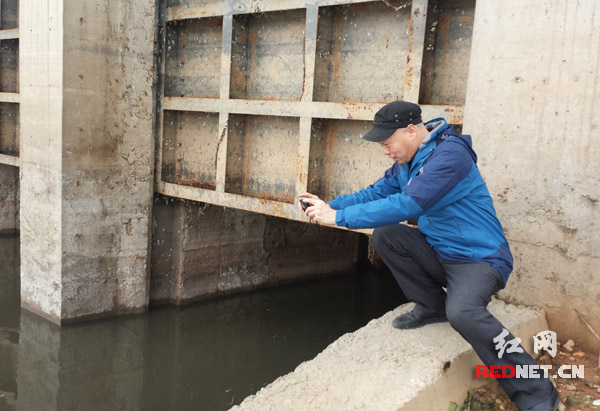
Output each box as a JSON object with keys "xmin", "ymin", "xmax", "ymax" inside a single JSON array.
[{"xmin": 329, "ymin": 118, "xmax": 513, "ymax": 285}]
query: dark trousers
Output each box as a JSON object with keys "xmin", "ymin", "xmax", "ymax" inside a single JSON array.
[{"xmin": 372, "ymin": 224, "xmax": 557, "ymax": 411}]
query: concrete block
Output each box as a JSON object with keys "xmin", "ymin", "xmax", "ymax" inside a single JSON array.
[{"xmin": 232, "ymin": 299, "xmax": 548, "ymax": 411}]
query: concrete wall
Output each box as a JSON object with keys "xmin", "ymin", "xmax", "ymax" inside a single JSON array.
[
  {"xmin": 0, "ymin": 164, "xmax": 19, "ymax": 233},
  {"xmin": 151, "ymin": 196, "xmax": 360, "ymax": 305},
  {"xmin": 19, "ymin": 0, "xmax": 156, "ymax": 323},
  {"xmin": 463, "ymin": 0, "xmax": 600, "ymax": 350}
]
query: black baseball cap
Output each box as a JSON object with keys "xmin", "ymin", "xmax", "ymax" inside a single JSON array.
[{"xmin": 362, "ymin": 101, "xmax": 423, "ymax": 142}]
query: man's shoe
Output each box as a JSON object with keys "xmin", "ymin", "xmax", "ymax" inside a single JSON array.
[
  {"xmin": 392, "ymin": 311, "xmax": 447, "ymax": 329},
  {"xmin": 523, "ymin": 388, "xmax": 561, "ymax": 411}
]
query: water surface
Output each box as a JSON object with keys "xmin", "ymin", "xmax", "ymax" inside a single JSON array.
[{"xmin": 0, "ymin": 233, "xmax": 405, "ymax": 411}]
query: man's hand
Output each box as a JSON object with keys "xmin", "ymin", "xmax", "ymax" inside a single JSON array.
[{"xmin": 298, "ymin": 193, "xmax": 337, "ymax": 226}]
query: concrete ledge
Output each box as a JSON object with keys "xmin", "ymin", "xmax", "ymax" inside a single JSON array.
[{"xmin": 232, "ymin": 299, "xmax": 547, "ymax": 411}]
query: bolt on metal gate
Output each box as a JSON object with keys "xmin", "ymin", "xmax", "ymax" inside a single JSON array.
[{"xmin": 155, "ymin": 0, "xmax": 475, "ymax": 225}]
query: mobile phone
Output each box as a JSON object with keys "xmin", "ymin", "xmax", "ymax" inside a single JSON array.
[{"xmin": 299, "ymin": 199, "xmax": 310, "ymax": 211}]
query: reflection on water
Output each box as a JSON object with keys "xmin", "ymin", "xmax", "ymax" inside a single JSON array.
[
  {"xmin": 0, "ymin": 234, "xmax": 405, "ymax": 411},
  {"xmin": 0, "ymin": 233, "xmax": 19, "ymax": 410}
]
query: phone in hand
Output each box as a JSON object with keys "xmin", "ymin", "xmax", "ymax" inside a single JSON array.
[{"xmin": 299, "ymin": 199, "xmax": 310, "ymax": 212}]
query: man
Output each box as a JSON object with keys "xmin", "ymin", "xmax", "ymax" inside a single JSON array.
[{"xmin": 299, "ymin": 101, "xmax": 559, "ymax": 411}]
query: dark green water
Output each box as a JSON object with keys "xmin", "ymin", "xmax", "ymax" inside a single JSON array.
[{"xmin": 0, "ymin": 233, "xmax": 405, "ymax": 411}]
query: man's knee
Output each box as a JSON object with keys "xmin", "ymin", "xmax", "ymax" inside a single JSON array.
[
  {"xmin": 372, "ymin": 224, "xmax": 414, "ymax": 253},
  {"xmin": 446, "ymin": 303, "xmax": 479, "ymax": 333},
  {"xmin": 372, "ymin": 226, "xmax": 394, "ymax": 253}
]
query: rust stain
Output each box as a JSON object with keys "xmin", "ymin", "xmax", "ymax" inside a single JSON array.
[
  {"xmin": 404, "ymin": 7, "xmax": 416, "ymax": 95},
  {"xmin": 231, "ymin": 27, "xmax": 249, "ymax": 98},
  {"xmin": 323, "ymin": 123, "xmax": 338, "ymax": 199},
  {"xmin": 331, "ymin": 15, "xmax": 344, "ymax": 102},
  {"xmin": 439, "ymin": 15, "xmax": 450, "ymax": 66},
  {"xmin": 230, "ymin": 65, "xmax": 247, "ymax": 97},
  {"xmin": 405, "ymin": 66, "xmax": 413, "ymax": 91},
  {"xmin": 176, "ymin": 178, "xmax": 216, "ymax": 191},
  {"xmin": 247, "ymin": 23, "xmax": 258, "ymax": 98},
  {"xmin": 241, "ymin": 116, "xmax": 253, "ymax": 191},
  {"xmin": 240, "ymin": 189, "xmax": 295, "ymax": 205}
]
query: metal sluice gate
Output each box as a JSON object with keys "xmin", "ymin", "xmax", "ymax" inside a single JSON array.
[{"xmin": 155, "ymin": 0, "xmax": 475, "ymax": 227}]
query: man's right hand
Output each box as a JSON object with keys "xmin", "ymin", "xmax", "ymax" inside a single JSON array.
[{"xmin": 298, "ymin": 193, "xmax": 337, "ymax": 226}]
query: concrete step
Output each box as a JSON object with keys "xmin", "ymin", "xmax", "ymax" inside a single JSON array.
[{"xmin": 231, "ymin": 299, "xmax": 547, "ymax": 411}]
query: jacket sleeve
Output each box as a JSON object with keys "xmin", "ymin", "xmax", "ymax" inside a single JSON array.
[
  {"xmin": 327, "ymin": 164, "xmax": 406, "ymax": 210},
  {"xmin": 336, "ymin": 142, "xmax": 475, "ymax": 229}
]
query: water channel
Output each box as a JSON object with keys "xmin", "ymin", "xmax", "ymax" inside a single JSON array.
[{"xmin": 0, "ymin": 233, "xmax": 406, "ymax": 410}]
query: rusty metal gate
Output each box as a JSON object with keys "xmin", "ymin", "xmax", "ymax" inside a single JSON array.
[
  {"xmin": 0, "ymin": 0, "xmax": 19, "ymax": 168},
  {"xmin": 155, "ymin": 0, "xmax": 475, "ymax": 223}
]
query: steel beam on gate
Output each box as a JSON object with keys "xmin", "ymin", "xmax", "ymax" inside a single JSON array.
[
  {"xmin": 157, "ymin": 179, "xmax": 373, "ymax": 235},
  {"xmin": 167, "ymin": 0, "xmax": 394, "ymax": 21},
  {"xmin": 0, "ymin": 154, "xmax": 19, "ymax": 167},
  {"xmin": 0, "ymin": 93, "xmax": 20, "ymax": 104},
  {"xmin": 162, "ymin": 98, "xmax": 464, "ymax": 125},
  {"xmin": 0, "ymin": 28, "xmax": 19, "ymax": 40},
  {"xmin": 404, "ymin": 0, "xmax": 428, "ymax": 102}
]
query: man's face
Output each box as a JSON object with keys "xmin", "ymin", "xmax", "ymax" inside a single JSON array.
[{"xmin": 378, "ymin": 126, "xmax": 418, "ymax": 164}]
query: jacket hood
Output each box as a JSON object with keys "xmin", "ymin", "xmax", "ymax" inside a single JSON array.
[{"xmin": 424, "ymin": 118, "xmax": 478, "ymax": 164}]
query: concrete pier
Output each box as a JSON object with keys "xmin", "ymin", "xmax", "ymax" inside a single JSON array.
[{"xmin": 19, "ymin": 0, "xmax": 156, "ymax": 323}]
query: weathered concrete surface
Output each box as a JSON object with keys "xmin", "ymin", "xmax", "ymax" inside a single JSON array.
[
  {"xmin": 0, "ymin": 164, "xmax": 19, "ymax": 233},
  {"xmin": 19, "ymin": 0, "xmax": 156, "ymax": 323},
  {"xmin": 232, "ymin": 299, "xmax": 547, "ymax": 411},
  {"xmin": 19, "ymin": 0, "xmax": 64, "ymax": 323},
  {"xmin": 463, "ymin": 0, "xmax": 600, "ymax": 351},
  {"xmin": 151, "ymin": 196, "xmax": 360, "ymax": 304}
]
